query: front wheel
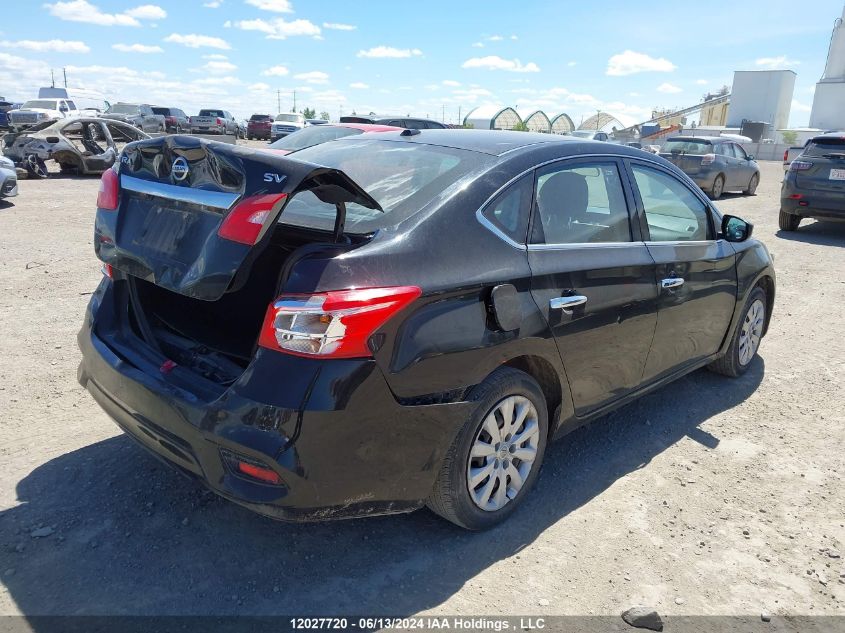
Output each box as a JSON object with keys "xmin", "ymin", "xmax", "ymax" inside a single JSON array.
[
  {"xmin": 708, "ymin": 286, "xmax": 766, "ymax": 377},
  {"xmin": 779, "ymin": 210, "xmax": 801, "ymax": 231},
  {"xmin": 708, "ymin": 175, "xmax": 725, "ymax": 200},
  {"xmin": 427, "ymin": 368, "xmax": 548, "ymax": 530}
]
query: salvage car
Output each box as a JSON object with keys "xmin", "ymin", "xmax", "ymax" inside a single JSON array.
[
  {"xmin": 190, "ymin": 109, "xmax": 239, "ymax": 136},
  {"xmin": 78, "ymin": 130, "xmax": 775, "ymax": 529},
  {"xmin": 660, "ymin": 136, "xmax": 760, "ymax": 200},
  {"xmin": 151, "ymin": 106, "xmax": 189, "ymax": 134},
  {"xmin": 0, "ymin": 156, "xmax": 17, "ymax": 198},
  {"xmin": 4, "ymin": 118, "xmax": 149, "ymax": 175},
  {"xmin": 247, "ymin": 114, "xmax": 273, "ymax": 140},
  {"xmin": 267, "ymin": 122, "xmax": 401, "ymax": 154},
  {"xmin": 780, "ymin": 132, "xmax": 845, "ymax": 231},
  {"xmin": 270, "ymin": 112, "xmax": 306, "ymax": 141},
  {"xmin": 102, "ymin": 103, "xmax": 166, "ymax": 134}
]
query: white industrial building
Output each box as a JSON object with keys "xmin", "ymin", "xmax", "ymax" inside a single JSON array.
[
  {"xmin": 810, "ymin": 5, "xmax": 845, "ymax": 130},
  {"xmin": 726, "ymin": 70, "xmax": 796, "ymax": 130}
]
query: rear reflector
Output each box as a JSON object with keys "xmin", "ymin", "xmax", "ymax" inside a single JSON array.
[
  {"xmin": 97, "ymin": 168, "xmax": 119, "ymax": 210},
  {"xmin": 258, "ymin": 286, "xmax": 422, "ymax": 359},
  {"xmin": 237, "ymin": 461, "xmax": 281, "ymax": 484},
  {"xmin": 788, "ymin": 194, "xmax": 803, "ymax": 200},
  {"xmin": 217, "ymin": 193, "xmax": 287, "ymax": 245}
]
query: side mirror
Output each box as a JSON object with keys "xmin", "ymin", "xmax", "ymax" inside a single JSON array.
[
  {"xmin": 59, "ymin": 106, "xmax": 68, "ymax": 113},
  {"xmin": 746, "ymin": 154, "xmax": 755, "ymax": 161},
  {"xmin": 722, "ymin": 215, "xmax": 753, "ymax": 242}
]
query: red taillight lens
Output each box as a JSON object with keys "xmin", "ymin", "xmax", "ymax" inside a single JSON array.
[
  {"xmin": 97, "ymin": 168, "xmax": 119, "ymax": 210},
  {"xmin": 258, "ymin": 286, "xmax": 422, "ymax": 359},
  {"xmin": 790, "ymin": 160, "xmax": 812, "ymax": 172},
  {"xmin": 217, "ymin": 193, "xmax": 287, "ymax": 245},
  {"xmin": 701, "ymin": 153, "xmax": 716, "ymax": 166},
  {"xmin": 783, "ymin": 150, "xmax": 789, "ymax": 162},
  {"xmin": 237, "ymin": 461, "xmax": 281, "ymax": 484},
  {"xmin": 217, "ymin": 118, "xmax": 222, "ymax": 125},
  {"xmin": 102, "ymin": 263, "xmax": 113, "ymax": 278}
]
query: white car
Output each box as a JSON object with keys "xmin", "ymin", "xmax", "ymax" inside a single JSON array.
[
  {"xmin": 271, "ymin": 112, "xmax": 306, "ymax": 141},
  {"xmin": 0, "ymin": 156, "xmax": 18, "ymax": 199}
]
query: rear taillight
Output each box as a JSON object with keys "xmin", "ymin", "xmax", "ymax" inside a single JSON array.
[
  {"xmin": 783, "ymin": 150, "xmax": 789, "ymax": 162},
  {"xmin": 217, "ymin": 193, "xmax": 287, "ymax": 245},
  {"xmin": 216, "ymin": 118, "xmax": 222, "ymax": 125},
  {"xmin": 102, "ymin": 263, "xmax": 113, "ymax": 278},
  {"xmin": 701, "ymin": 153, "xmax": 716, "ymax": 166},
  {"xmin": 97, "ymin": 168, "xmax": 119, "ymax": 210},
  {"xmin": 258, "ymin": 286, "xmax": 422, "ymax": 359},
  {"xmin": 790, "ymin": 160, "xmax": 812, "ymax": 172}
]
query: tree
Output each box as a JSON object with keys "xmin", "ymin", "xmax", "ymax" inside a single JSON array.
[
  {"xmin": 319, "ymin": 111, "xmax": 330, "ymax": 122},
  {"xmin": 782, "ymin": 130, "xmax": 798, "ymax": 145},
  {"xmin": 511, "ymin": 121, "xmax": 530, "ymax": 132},
  {"xmin": 301, "ymin": 106, "xmax": 316, "ymax": 119}
]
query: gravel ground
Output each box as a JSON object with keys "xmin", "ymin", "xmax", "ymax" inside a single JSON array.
[{"xmin": 0, "ymin": 158, "xmax": 843, "ymax": 619}]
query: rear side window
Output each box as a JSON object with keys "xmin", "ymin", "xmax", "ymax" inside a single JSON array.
[
  {"xmin": 663, "ymin": 139, "xmax": 712, "ymax": 155},
  {"xmin": 278, "ymin": 140, "xmax": 493, "ymax": 232},
  {"xmin": 481, "ymin": 175, "xmax": 532, "ymax": 244},
  {"xmin": 531, "ymin": 162, "xmax": 631, "ymax": 244},
  {"xmin": 632, "ymin": 165, "xmax": 711, "ymax": 242},
  {"xmin": 804, "ymin": 137, "xmax": 845, "ymax": 157}
]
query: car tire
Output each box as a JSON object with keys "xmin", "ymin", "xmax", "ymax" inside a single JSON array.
[
  {"xmin": 708, "ymin": 175, "xmax": 725, "ymax": 200},
  {"xmin": 744, "ymin": 173, "xmax": 759, "ymax": 195},
  {"xmin": 427, "ymin": 367, "xmax": 548, "ymax": 530},
  {"xmin": 779, "ymin": 210, "xmax": 801, "ymax": 231},
  {"xmin": 707, "ymin": 286, "xmax": 767, "ymax": 378}
]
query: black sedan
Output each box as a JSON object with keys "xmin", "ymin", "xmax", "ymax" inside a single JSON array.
[
  {"xmin": 780, "ymin": 132, "xmax": 845, "ymax": 231},
  {"xmin": 78, "ymin": 130, "xmax": 775, "ymax": 529}
]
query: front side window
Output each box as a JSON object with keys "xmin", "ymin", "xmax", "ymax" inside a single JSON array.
[
  {"xmin": 481, "ymin": 175, "xmax": 532, "ymax": 244},
  {"xmin": 632, "ymin": 165, "xmax": 711, "ymax": 242},
  {"xmin": 531, "ymin": 161, "xmax": 631, "ymax": 244},
  {"xmin": 733, "ymin": 144, "xmax": 748, "ymax": 159}
]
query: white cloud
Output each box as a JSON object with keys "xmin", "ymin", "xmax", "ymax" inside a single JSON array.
[
  {"xmin": 44, "ymin": 1, "xmax": 164, "ymax": 26},
  {"xmin": 461, "ymin": 55, "xmax": 540, "ymax": 73},
  {"xmin": 657, "ymin": 82, "xmax": 682, "ymax": 94},
  {"xmin": 567, "ymin": 61, "xmax": 577, "ymax": 67},
  {"xmin": 606, "ymin": 50, "xmax": 676, "ymax": 76},
  {"xmin": 0, "ymin": 39, "xmax": 90, "ymax": 53},
  {"xmin": 791, "ymin": 98, "xmax": 812, "ymax": 113},
  {"xmin": 164, "ymin": 33, "xmax": 230, "ymax": 49},
  {"xmin": 112, "ymin": 43, "xmax": 163, "ymax": 53},
  {"xmin": 471, "ymin": 42, "xmax": 484, "ymax": 48},
  {"xmin": 695, "ymin": 79, "xmax": 708, "ymax": 85},
  {"xmin": 488, "ymin": 35, "xmax": 503, "ymax": 41},
  {"xmin": 294, "ymin": 70, "xmax": 329, "ymax": 84},
  {"xmin": 230, "ymin": 18, "xmax": 320, "ymax": 39},
  {"xmin": 442, "ymin": 80, "xmax": 460, "ymax": 87},
  {"xmin": 193, "ymin": 75, "xmax": 241, "ymax": 86},
  {"xmin": 756, "ymin": 56, "xmax": 799, "ymax": 69},
  {"xmin": 245, "ymin": 0, "xmax": 293, "ymax": 12},
  {"xmin": 323, "ymin": 22, "xmax": 356, "ymax": 30},
  {"xmin": 248, "ymin": 82, "xmax": 269, "ymax": 91},
  {"xmin": 203, "ymin": 53, "xmax": 227, "ymax": 59},
  {"xmin": 510, "ymin": 35, "xmax": 518, "ymax": 40},
  {"xmin": 349, "ymin": 81, "xmax": 369, "ymax": 89},
  {"xmin": 200, "ymin": 60, "xmax": 237, "ymax": 74},
  {"xmin": 261, "ymin": 65, "xmax": 289, "ymax": 76},
  {"xmin": 203, "ymin": 0, "xmax": 222, "ymax": 6},
  {"xmin": 357, "ymin": 46, "xmax": 422, "ymax": 59},
  {"xmin": 124, "ymin": 4, "xmax": 166, "ymax": 20}
]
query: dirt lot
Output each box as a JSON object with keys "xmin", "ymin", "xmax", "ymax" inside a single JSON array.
[{"xmin": 0, "ymin": 158, "xmax": 843, "ymax": 620}]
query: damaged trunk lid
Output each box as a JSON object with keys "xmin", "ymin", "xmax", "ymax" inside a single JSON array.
[{"xmin": 95, "ymin": 135, "xmax": 380, "ymax": 301}]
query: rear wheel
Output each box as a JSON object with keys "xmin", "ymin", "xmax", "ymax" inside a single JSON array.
[
  {"xmin": 744, "ymin": 173, "xmax": 759, "ymax": 195},
  {"xmin": 708, "ymin": 175, "xmax": 725, "ymax": 200},
  {"xmin": 779, "ymin": 210, "xmax": 801, "ymax": 231},
  {"xmin": 427, "ymin": 368, "xmax": 548, "ymax": 530},
  {"xmin": 708, "ymin": 286, "xmax": 766, "ymax": 377}
]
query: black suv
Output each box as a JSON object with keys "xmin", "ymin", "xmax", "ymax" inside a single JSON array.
[
  {"xmin": 79, "ymin": 130, "xmax": 775, "ymax": 529},
  {"xmin": 339, "ymin": 115, "xmax": 448, "ymax": 129},
  {"xmin": 780, "ymin": 132, "xmax": 845, "ymax": 231},
  {"xmin": 151, "ymin": 106, "xmax": 189, "ymax": 134}
]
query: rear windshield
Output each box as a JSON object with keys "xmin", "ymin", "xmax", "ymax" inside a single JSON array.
[
  {"xmin": 250, "ymin": 114, "xmax": 271, "ymax": 121},
  {"xmin": 278, "ymin": 139, "xmax": 493, "ymax": 233},
  {"xmin": 199, "ymin": 109, "xmax": 225, "ymax": 117},
  {"xmin": 107, "ymin": 104, "xmax": 140, "ymax": 114},
  {"xmin": 269, "ymin": 126, "xmax": 361, "ymax": 152},
  {"xmin": 662, "ymin": 139, "xmax": 712, "ymax": 155},
  {"xmin": 804, "ymin": 137, "xmax": 845, "ymax": 157}
]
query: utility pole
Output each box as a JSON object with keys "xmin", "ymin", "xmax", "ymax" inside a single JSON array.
[
  {"xmin": 50, "ymin": 69, "xmax": 55, "ymax": 88},
  {"xmin": 63, "ymin": 67, "xmax": 67, "ymax": 88},
  {"xmin": 276, "ymin": 90, "xmax": 281, "ymax": 114},
  {"xmin": 293, "ymin": 90, "xmax": 297, "ymax": 112},
  {"xmin": 458, "ymin": 105, "xmax": 462, "ymax": 126}
]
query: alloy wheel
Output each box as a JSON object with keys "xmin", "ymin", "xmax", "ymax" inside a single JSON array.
[
  {"xmin": 467, "ymin": 395, "xmax": 540, "ymax": 512},
  {"xmin": 738, "ymin": 299, "xmax": 765, "ymax": 366}
]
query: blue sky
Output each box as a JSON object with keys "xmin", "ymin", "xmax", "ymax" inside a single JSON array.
[{"xmin": 1, "ymin": 0, "xmax": 842, "ymax": 126}]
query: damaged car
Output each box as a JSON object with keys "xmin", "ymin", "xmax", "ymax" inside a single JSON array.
[{"xmin": 3, "ymin": 118, "xmax": 149, "ymax": 175}]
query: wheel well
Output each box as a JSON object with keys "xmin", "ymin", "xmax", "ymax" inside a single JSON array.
[
  {"xmin": 755, "ymin": 276, "xmax": 775, "ymax": 335},
  {"xmin": 500, "ymin": 355, "xmax": 563, "ymax": 434}
]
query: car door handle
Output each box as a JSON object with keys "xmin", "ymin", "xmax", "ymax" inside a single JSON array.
[
  {"xmin": 661, "ymin": 277, "xmax": 685, "ymax": 289},
  {"xmin": 550, "ymin": 295, "xmax": 588, "ymax": 313}
]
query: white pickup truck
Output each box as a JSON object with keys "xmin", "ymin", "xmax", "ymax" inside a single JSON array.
[
  {"xmin": 189, "ymin": 109, "xmax": 239, "ymax": 135},
  {"xmin": 8, "ymin": 98, "xmax": 80, "ymax": 131}
]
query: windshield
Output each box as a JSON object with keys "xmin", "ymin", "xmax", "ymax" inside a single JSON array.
[
  {"xmin": 22, "ymin": 100, "xmax": 58, "ymax": 110},
  {"xmin": 662, "ymin": 139, "xmax": 712, "ymax": 155},
  {"xmin": 279, "ymin": 139, "xmax": 493, "ymax": 232},
  {"xmin": 107, "ymin": 104, "xmax": 140, "ymax": 114},
  {"xmin": 275, "ymin": 113, "xmax": 303, "ymax": 123},
  {"xmin": 804, "ymin": 137, "xmax": 845, "ymax": 157},
  {"xmin": 269, "ymin": 126, "xmax": 361, "ymax": 152}
]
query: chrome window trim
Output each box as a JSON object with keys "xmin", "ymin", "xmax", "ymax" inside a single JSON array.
[
  {"xmin": 120, "ymin": 174, "xmax": 239, "ymax": 210},
  {"xmin": 475, "ymin": 152, "xmax": 662, "ymax": 250},
  {"xmin": 527, "ymin": 241, "xmax": 646, "ymax": 251}
]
